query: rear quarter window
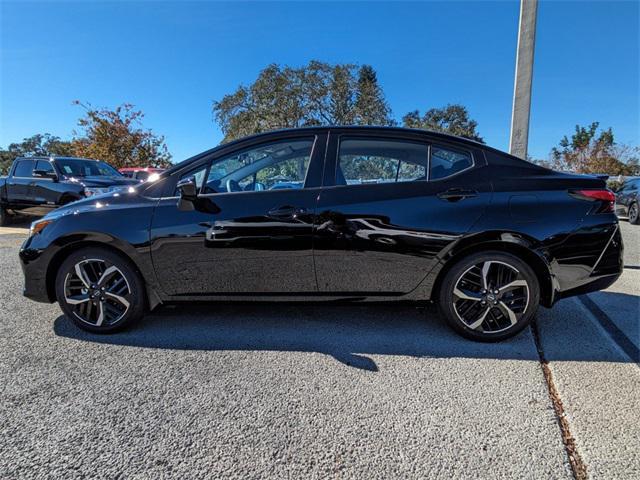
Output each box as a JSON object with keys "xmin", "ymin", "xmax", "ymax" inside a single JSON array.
[{"xmin": 430, "ymin": 146, "xmax": 473, "ymax": 180}]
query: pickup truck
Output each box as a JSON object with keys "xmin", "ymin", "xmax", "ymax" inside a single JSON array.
[{"xmin": 0, "ymin": 156, "xmax": 139, "ymax": 225}]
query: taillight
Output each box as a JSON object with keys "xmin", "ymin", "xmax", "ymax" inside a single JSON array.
[{"xmin": 569, "ymin": 189, "xmax": 616, "ymax": 213}]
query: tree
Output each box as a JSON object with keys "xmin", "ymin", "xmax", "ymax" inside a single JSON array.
[
  {"xmin": 354, "ymin": 65, "xmax": 393, "ymax": 126},
  {"xmin": 212, "ymin": 61, "xmax": 395, "ymax": 143},
  {"xmin": 71, "ymin": 101, "xmax": 172, "ymax": 170},
  {"xmin": 550, "ymin": 122, "xmax": 637, "ymax": 175},
  {"xmin": 0, "ymin": 134, "xmax": 73, "ymax": 174},
  {"xmin": 402, "ymin": 104, "xmax": 484, "ymax": 142}
]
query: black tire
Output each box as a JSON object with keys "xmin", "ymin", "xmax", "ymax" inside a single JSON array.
[
  {"xmin": 55, "ymin": 247, "xmax": 145, "ymax": 333},
  {"xmin": 0, "ymin": 206, "xmax": 10, "ymax": 226},
  {"xmin": 629, "ymin": 202, "xmax": 639, "ymax": 225},
  {"xmin": 438, "ymin": 251, "xmax": 540, "ymax": 342}
]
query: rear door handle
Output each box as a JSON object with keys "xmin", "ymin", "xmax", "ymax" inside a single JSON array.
[{"xmin": 437, "ymin": 188, "xmax": 478, "ymax": 202}]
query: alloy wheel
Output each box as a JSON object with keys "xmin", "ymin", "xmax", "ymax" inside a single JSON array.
[
  {"xmin": 452, "ymin": 260, "xmax": 530, "ymax": 333},
  {"xmin": 629, "ymin": 203, "xmax": 638, "ymax": 223},
  {"xmin": 63, "ymin": 259, "xmax": 131, "ymax": 327}
]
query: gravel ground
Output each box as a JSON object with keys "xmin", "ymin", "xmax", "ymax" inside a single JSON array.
[{"xmin": 0, "ymin": 221, "xmax": 637, "ymax": 479}]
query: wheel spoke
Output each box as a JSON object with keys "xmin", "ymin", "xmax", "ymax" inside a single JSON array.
[
  {"xmin": 454, "ymin": 287, "xmax": 482, "ymax": 302},
  {"xmin": 97, "ymin": 266, "xmax": 119, "ymax": 287},
  {"xmin": 66, "ymin": 294, "xmax": 90, "ymax": 305},
  {"xmin": 481, "ymin": 261, "xmax": 491, "ymax": 290},
  {"xmin": 96, "ymin": 302, "xmax": 105, "ymax": 326},
  {"xmin": 74, "ymin": 263, "xmax": 91, "ymax": 288},
  {"xmin": 498, "ymin": 301, "xmax": 518, "ymax": 326},
  {"xmin": 468, "ymin": 307, "xmax": 491, "ymax": 330},
  {"xmin": 498, "ymin": 279, "xmax": 528, "ymax": 293},
  {"xmin": 105, "ymin": 292, "xmax": 130, "ymax": 309}
]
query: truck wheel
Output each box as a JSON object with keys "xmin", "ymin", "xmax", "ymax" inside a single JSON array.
[{"xmin": 0, "ymin": 206, "xmax": 10, "ymax": 226}]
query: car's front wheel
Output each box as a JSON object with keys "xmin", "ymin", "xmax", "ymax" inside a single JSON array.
[
  {"xmin": 438, "ymin": 251, "xmax": 540, "ymax": 342},
  {"xmin": 55, "ymin": 247, "xmax": 145, "ymax": 333}
]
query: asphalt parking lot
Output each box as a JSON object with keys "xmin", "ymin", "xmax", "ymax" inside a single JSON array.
[{"xmin": 0, "ymin": 220, "xmax": 638, "ymax": 479}]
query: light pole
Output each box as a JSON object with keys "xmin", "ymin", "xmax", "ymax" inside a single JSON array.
[{"xmin": 509, "ymin": 0, "xmax": 538, "ymax": 159}]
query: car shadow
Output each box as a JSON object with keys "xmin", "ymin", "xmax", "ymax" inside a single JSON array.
[
  {"xmin": 54, "ymin": 303, "xmax": 546, "ymax": 370},
  {"xmin": 52, "ymin": 290, "xmax": 639, "ymax": 370}
]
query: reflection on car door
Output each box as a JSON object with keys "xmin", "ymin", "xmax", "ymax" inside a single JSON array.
[
  {"xmin": 7, "ymin": 159, "xmax": 36, "ymax": 209},
  {"xmin": 149, "ymin": 133, "xmax": 327, "ymax": 297},
  {"xmin": 313, "ymin": 131, "xmax": 492, "ymax": 294},
  {"xmin": 30, "ymin": 160, "xmax": 60, "ymax": 214}
]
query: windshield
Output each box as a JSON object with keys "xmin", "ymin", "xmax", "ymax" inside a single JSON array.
[{"xmin": 56, "ymin": 159, "xmax": 121, "ymax": 177}]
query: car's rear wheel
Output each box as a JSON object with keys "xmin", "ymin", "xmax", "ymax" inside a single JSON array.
[
  {"xmin": 55, "ymin": 247, "xmax": 145, "ymax": 333},
  {"xmin": 629, "ymin": 202, "xmax": 639, "ymax": 225},
  {"xmin": 438, "ymin": 251, "xmax": 540, "ymax": 342}
]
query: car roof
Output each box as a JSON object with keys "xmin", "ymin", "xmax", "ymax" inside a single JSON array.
[
  {"xmin": 164, "ymin": 125, "xmax": 536, "ymax": 177},
  {"xmin": 15, "ymin": 156, "xmax": 101, "ymax": 162},
  {"xmin": 119, "ymin": 167, "xmax": 165, "ymax": 172},
  {"xmin": 236, "ymin": 125, "xmax": 488, "ymax": 148}
]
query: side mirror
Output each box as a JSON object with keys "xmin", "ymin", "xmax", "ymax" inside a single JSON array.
[
  {"xmin": 177, "ymin": 176, "xmax": 198, "ymax": 211},
  {"xmin": 33, "ymin": 169, "xmax": 58, "ymax": 181}
]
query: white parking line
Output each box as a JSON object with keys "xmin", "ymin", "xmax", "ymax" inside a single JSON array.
[{"xmin": 0, "ymin": 227, "xmax": 28, "ymax": 235}]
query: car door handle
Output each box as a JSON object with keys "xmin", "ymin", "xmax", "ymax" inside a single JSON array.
[
  {"xmin": 268, "ymin": 205, "xmax": 307, "ymax": 218},
  {"xmin": 437, "ymin": 188, "xmax": 478, "ymax": 202}
]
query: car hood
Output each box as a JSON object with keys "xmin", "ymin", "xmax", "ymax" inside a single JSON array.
[
  {"xmin": 65, "ymin": 176, "xmax": 139, "ymax": 187},
  {"xmin": 41, "ymin": 187, "xmax": 147, "ymax": 221}
]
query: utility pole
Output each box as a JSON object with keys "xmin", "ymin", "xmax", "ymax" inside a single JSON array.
[{"xmin": 509, "ymin": 0, "xmax": 538, "ymax": 159}]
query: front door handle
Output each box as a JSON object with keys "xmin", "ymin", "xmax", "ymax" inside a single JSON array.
[
  {"xmin": 437, "ymin": 188, "xmax": 478, "ymax": 202},
  {"xmin": 268, "ymin": 205, "xmax": 307, "ymax": 219}
]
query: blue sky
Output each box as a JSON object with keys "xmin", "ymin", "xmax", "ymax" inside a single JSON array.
[{"xmin": 1, "ymin": 1, "xmax": 638, "ymax": 162}]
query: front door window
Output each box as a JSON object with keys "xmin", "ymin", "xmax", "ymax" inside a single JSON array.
[{"xmin": 203, "ymin": 138, "xmax": 314, "ymax": 194}]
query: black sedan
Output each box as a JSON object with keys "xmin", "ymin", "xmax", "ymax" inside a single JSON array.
[
  {"xmin": 19, "ymin": 127, "xmax": 623, "ymax": 341},
  {"xmin": 615, "ymin": 177, "xmax": 639, "ymax": 224}
]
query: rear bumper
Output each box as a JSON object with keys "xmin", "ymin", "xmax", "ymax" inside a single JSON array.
[
  {"xmin": 551, "ymin": 222, "xmax": 623, "ymax": 304},
  {"xmin": 555, "ymin": 272, "xmax": 622, "ymax": 301}
]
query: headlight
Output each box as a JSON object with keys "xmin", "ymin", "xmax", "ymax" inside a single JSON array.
[
  {"xmin": 83, "ymin": 187, "xmax": 109, "ymax": 197},
  {"xmin": 83, "ymin": 186, "xmax": 124, "ymax": 197},
  {"xmin": 30, "ymin": 219, "xmax": 53, "ymax": 236}
]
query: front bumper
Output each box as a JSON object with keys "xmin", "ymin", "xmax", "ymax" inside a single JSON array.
[{"xmin": 20, "ymin": 235, "xmax": 54, "ymax": 303}]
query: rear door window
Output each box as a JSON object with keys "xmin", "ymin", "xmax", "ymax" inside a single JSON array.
[
  {"xmin": 14, "ymin": 160, "xmax": 36, "ymax": 177},
  {"xmin": 336, "ymin": 137, "xmax": 428, "ymax": 185}
]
